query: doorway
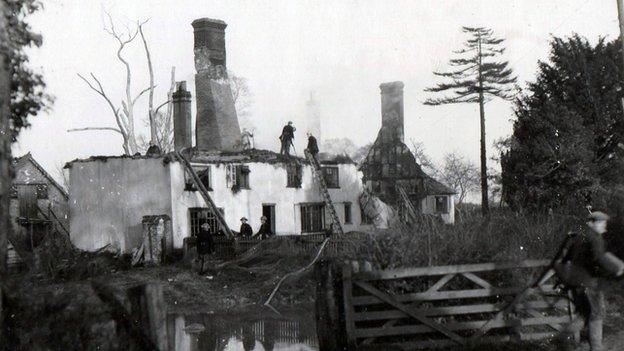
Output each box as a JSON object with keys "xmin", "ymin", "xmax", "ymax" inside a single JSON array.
[{"xmin": 262, "ymin": 204, "xmax": 276, "ymax": 234}]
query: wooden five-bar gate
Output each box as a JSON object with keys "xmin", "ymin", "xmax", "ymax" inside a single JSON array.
[{"xmin": 316, "ymin": 259, "xmax": 576, "ymax": 350}]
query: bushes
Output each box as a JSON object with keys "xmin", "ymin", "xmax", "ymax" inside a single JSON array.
[{"xmin": 370, "ymin": 208, "xmax": 583, "ymax": 269}]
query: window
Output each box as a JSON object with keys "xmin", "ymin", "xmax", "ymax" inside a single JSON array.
[
  {"xmin": 236, "ymin": 165, "xmax": 250, "ymax": 189},
  {"xmin": 226, "ymin": 164, "xmax": 250, "ymax": 189},
  {"xmin": 322, "ymin": 167, "xmax": 340, "ymax": 188},
  {"xmin": 287, "ymin": 163, "xmax": 302, "ymax": 188},
  {"xmin": 344, "ymin": 202, "xmax": 352, "ymax": 224},
  {"xmin": 189, "ymin": 207, "xmax": 224, "ymax": 237},
  {"xmin": 196, "ymin": 166, "xmax": 211, "ymax": 190},
  {"xmin": 300, "ymin": 203, "xmax": 325, "ymax": 233},
  {"xmin": 435, "ymin": 196, "xmax": 449, "ymax": 214},
  {"xmin": 35, "ymin": 184, "xmax": 48, "ymax": 199},
  {"xmin": 186, "ymin": 166, "xmax": 212, "ymax": 191}
]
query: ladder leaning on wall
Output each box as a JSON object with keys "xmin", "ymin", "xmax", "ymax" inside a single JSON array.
[
  {"xmin": 395, "ymin": 183, "xmax": 419, "ymax": 223},
  {"xmin": 304, "ymin": 149, "xmax": 344, "ymax": 235},
  {"xmin": 173, "ymin": 151, "xmax": 235, "ymax": 239}
]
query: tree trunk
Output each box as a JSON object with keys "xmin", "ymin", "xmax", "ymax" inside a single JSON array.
[
  {"xmin": 0, "ymin": 1, "xmax": 10, "ymax": 337},
  {"xmin": 617, "ymin": 0, "xmax": 624, "ymax": 111},
  {"xmin": 477, "ymin": 35, "xmax": 490, "ymax": 217},
  {"xmin": 0, "ymin": 0, "xmax": 10, "ymax": 278}
]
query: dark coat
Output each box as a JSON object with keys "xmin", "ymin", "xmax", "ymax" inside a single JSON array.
[
  {"xmin": 563, "ymin": 230, "xmax": 614, "ymax": 277},
  {"xmin": 197, "ymin": 228, "xmax": 214, "ymax": 255},
  {"xmin": 280, "ymin": 125, "xmax": 295, "ymax": 141},
  {"xmin": 239, "ymin": 223, "xmax": 253, "ymax": 237},
  {"xmin": 256, "ymin": 222, "xmax": 273, "ymax": 240},
  {"xmin": 307, "ymin": 136, "xmax": 319, "ymax": 155}
]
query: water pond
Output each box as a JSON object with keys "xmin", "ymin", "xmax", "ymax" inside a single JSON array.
[{"xmin": 168, "ymin": 306, "xmax": 319, "ymax": 351}]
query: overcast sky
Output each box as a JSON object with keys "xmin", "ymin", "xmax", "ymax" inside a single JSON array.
[{"xmin": 12, "ymin": 0, "xmax": 620, "ymax": 183}]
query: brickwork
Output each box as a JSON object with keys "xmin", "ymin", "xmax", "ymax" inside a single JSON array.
[
  {"xmin": 172, "ymin": 81, "xmax": 192, "ymax": 151},
  {"xmin": 192, "ymin": 18, "xmax": 241, "ymax": 151}
]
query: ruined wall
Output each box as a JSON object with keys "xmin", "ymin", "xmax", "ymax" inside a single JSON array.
[
  {"xmin": 169, "ymin": 161, "xmax": 367, "ymax": 242},
  {"xmin": 68, "ymin": 157, "xmax": 173, "ymax": 253},
  {"xmin": 10, "ymin": 158, "xmax": 68, "ymax": 241}
]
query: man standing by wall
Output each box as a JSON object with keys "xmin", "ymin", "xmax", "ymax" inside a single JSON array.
[{"xmin": 279, "ymin": 121, "xmax": 296, "ymax": 155}]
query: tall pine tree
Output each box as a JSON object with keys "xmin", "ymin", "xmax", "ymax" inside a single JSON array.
[
  {"xmin": 425, "ymin": 27, "xmax": 516, "ymax": 216},
  {"xmin": 501, "ymin": 35, "xmax": 624, "ymax": 212}
]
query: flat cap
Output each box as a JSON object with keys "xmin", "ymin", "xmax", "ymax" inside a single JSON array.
[{"xmin": 588, "ymin": 211, "xmax": 610, "ymax": 221}]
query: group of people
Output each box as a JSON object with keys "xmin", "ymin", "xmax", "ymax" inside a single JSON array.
[
  {"xmin": 195, "ymin": 216, "xmax": 274, "ymax": 274},
  {"xmin": 278, "ymin": 121, "xmax": 320, "ymax": 158},
  {"xmin": 237, "ymin": 216, "xmax": 273, "ymax": 240}
]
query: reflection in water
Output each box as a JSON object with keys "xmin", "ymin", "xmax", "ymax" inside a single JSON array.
[{"xmin": 168, "ymin": 309, "xmax": 318, "ymax": 351}]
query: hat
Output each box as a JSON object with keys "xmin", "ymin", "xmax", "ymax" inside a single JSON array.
[
  {"xmin": 240, "ymin": 217, "xmax": 247, "ymax": 221},
  {"xmin": 588, "ymin": 211, "xmax": 610, "ymax": 221}
]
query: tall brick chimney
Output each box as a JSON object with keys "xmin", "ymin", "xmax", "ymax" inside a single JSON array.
[
  {"xmin": 192, "ymin": 18, "xmax": 241, "ymax": 151},
  {"xmin": 172, "ymin": 81, "xmax": 192, "ymax": 151},
  {"xmin": 379, "ymin": 81, "xmax": 404, "ymax": 143}
]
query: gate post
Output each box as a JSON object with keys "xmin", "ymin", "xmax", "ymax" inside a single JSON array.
[
  {"xmin": 342, "ymin": 261, "xmax": 357, "ymax": 350},
  {"xmin": 315, "ymin": 260, "xmax": 340, "ymax": 351}
]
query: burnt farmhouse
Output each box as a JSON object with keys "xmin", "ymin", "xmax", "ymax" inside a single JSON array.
[
  {"xmin": 359, "ymin": 82, "xmax": 456, "ymax": 224},
  {"xmin": 66, "ymin": 18, "xmax": 368, "ymax": 254}
]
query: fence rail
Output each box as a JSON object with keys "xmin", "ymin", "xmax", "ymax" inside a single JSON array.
[
  {"xmin": 322, "ymin": 259, "xmax": 576, "ymax": 350},
  {"xmin": 206, "ymin": 232, "xmax": 370, "ymax": 260}
]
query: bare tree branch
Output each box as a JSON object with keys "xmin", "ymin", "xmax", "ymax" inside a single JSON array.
[
  {"xmin": 132, "ymin": 86, "xmax": 153, "ymax": 105},
  {"xmin": 138, "ymin": 19, "xmax": 156, "ymax": 144},
  {"xmin": 67, "ymin": 127, "xmax": 123, "ymax": 135}
]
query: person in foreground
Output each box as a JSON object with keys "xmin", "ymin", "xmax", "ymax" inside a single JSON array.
[
  {"xmin": 555, "ymin": 210, "xmax": 624, "ymax": 351},
  {"xmin": 196, "ymin": 222, "xmax": 215, "ymax": 275}
]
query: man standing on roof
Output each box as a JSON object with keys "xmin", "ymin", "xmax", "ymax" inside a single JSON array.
[
  {"xmin": 279, "ymin": 121, "xmax": 296, "ymax": 155},
  {"xmin": 555, "ymin": 210, "xmax": 624, "ymax": 351},
  {"xmin": 306, "ymin": 132, "xmax": 319, "ymax": 157}
]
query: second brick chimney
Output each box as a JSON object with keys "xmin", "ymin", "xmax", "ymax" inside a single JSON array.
[
  {"xmin": 172, "ymin": 81, "xmax": 192, "ymax": 151},
  {"xmin": 379, "ymin": 81, "xmax": 405, "ymax": 143},
  {"xmin": 192, "ymin": 18, "xmax": 241, "ymax": 152}
]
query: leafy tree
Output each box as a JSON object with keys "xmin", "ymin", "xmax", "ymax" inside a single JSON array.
[
  {"xmin": 4, "ymin": 0, "xmax": 52, "ymax": 139},
  {"xmin": 501, "ymin": 35, "xmax": 624, "ymax": 211},
  {"xmin": 424, "ymin": 27, "xmax": 517, "ymax": 216},
  {"xmin": 1, "ymin": 0, "xmax": 49, "ymax": 276}
]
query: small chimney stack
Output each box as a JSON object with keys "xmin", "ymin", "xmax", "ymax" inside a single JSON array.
[
  {"xmin": 379, "ymin": 81, "xmax": 405, "ymax": 143},
  {"xmin": 172, "ymin": 81, "xmax": 192, "ymax": 151},
  {"xmin": 192, "ymin": 18, "xmax": 241, "ymax": 151}
]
